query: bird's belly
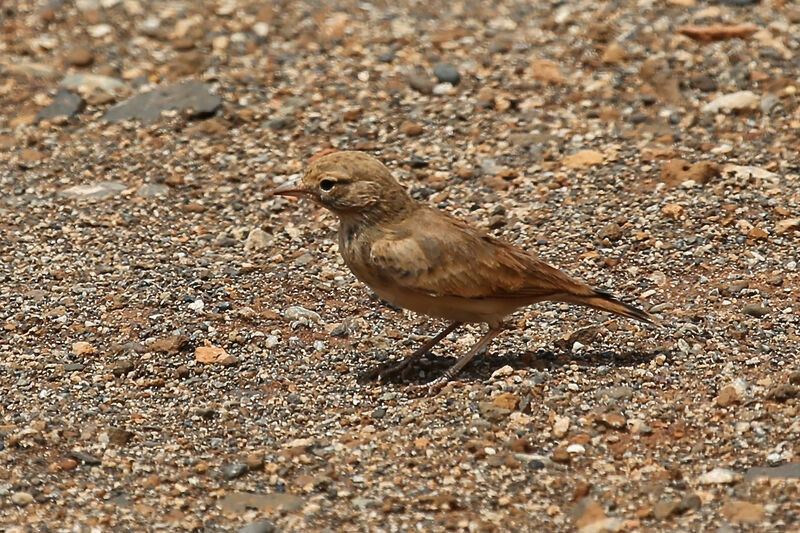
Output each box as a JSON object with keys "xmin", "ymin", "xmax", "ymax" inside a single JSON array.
[{"xmin": 369, "ymin": 283, "xmax": 521, "ymax": 324}]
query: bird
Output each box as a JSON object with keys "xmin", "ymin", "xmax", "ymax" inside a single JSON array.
[{"xmin": 271, "ymin": 150, "xmax": 658, "ymax": 392}]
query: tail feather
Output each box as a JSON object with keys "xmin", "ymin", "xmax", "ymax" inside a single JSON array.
[{"xmin": 560, "ymin": 290, "xmax": 658, "ymax": 325}]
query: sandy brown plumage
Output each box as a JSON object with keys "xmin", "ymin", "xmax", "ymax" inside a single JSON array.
[{"xmin": 272, "ymin": 150, "xmax": 658, "ymax": 391}]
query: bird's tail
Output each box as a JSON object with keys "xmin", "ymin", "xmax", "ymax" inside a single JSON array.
[{"xmin": 559, "ymin": 290, "xmax": 658, "ymax": 325}]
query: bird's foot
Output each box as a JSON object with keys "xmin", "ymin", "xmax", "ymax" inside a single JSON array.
[{"xmin": 357, "ymin": 357, "xmax": 415, "ymax": 384}]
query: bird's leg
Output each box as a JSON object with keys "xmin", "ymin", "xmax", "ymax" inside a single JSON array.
[
  {"xmin": 359, "ymin": 322, "xmax": 461, "ymax": 383},
  {"xmin": 414, "ymin": 324, "xmax": 506, "ymax": 395}
]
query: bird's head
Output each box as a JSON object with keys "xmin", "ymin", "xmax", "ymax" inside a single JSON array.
[{"xmin": 271, "ymin": 151, "xmax": 413, "ymax": 221}]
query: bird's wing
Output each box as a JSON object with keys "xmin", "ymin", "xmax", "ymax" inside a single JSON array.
[{"xmin": 369, "ymin": 208, "xmax": 589, "ymax": 300}]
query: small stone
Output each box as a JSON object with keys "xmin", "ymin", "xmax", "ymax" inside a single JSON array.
[
  {"xmin": 766, "ymin": 384, "xmax": 799, "ymax": 403},
  {"xmin": 61, "ymin": 181, "xmax": 127, "ymax": 200},
  {"xmin": 551, "ymin": 446, "xmax": 570, "ymax": 463},
  {"xmin": 630, "ymin": 419, "xmax": 653, "ymax": 435},
  {"xmin": 775, "ymin": 218, "xmax": 800, "ymax": 235},
  {"xmin": 698, "ymin": 467, "xmax": 740, "ymax": 485},
  {"xmin": 701, "ymin": 91, "xmax": 760, "ymax": 114},
  {"xmin": 239, "ymin": 520, "xmax": 276, "ymax": 533},
  {"xmin": 747, "ymin": 227, "xmax": 768, "ymax": 240},
  {"xmin": 720, "ymin": 501, "xmax": 764, "ymax": 524},
  {"xmin": 679, "ymin": 493, "xmax": 702, "ymax": 512},
  {"xmin": 562, "ymin": 150, "xmax": 604, "ymax": 169},
  {"xmin": 71, "ymin": 341, "xmax": 96, "ymax": 356},
  {"xmin": 661, "ymin": 203, "xmax": 684, "ymax": 219},
  {"xmin": 148, "ymin": 335, "xmax": 190, "ymax": 354},
  {"xmin": 69, "ymin": 450, "xmax": 101, "ymax": 465},
  {"xmin": 59, "ymin": 458, "xmax": 78, "ymax": 471},
  {"xmin": 678, "ymin": 23, "xmax": 758, "ymax": 42},
  {"xmin": 690, "ymin": 74, "xmax": 718, "ymax": 92},
  {"xmin": 433, "ymin": 63, "xmax": 460, "ymax": 85},
  {"xmin": 36, "ymin": 89, "xmax": 85, "ymax": 122},
  {"xmin": 601, "ymin": 41, "xmax": 626, "ymax": 64},
  {"xmin": 103, "ymin": 81, "xmax": 221, "ymax": 123},
  {"xmin": 530, "ymin": 59, "xmax": 566, "ymax": 84},
  {"xmin": 195, "ymin": 345, "xmax": 230, "ymax": 364},
  {"xmin": 244, "ymin": 228, "xmax": 272, "ymax": 252},
  {"xmin": 597, "ymin": 223, "xmax": 622, "ymax": 241},
  {"xmin": 66, "ymin": 47, "xmax": 94, "ymax": 66},
  {"xmin": 595, "ymin": 386, "xmax": 633, "ymax": 401},
  {"xmin": 111, "ymin": 359, "xmax": 134, "ymax": 376},
  {"xmin": 218, "ymin": 492, "xmax": 304, "ymax": 513},
  {"xmin": 744, "ymin": 463, "xmax": 800, "ymax": 480},
  {"xmin": 222, "ymin": 463, "xmax": 249, "ymax": 480},
  {"xmin": 399, "ymin": 120, "xmax": 424, "ymax": 136},
  {"xmin": 660, "ymin": 159, "xmax": 720, "ymax": 186},
  {"xmin": 742, "ymin": 304, "xmax": 769, "ymax": 318},
  {"xmin": 108, "ymin": 428, "xmax": 134, "ymax": 445},
  {"xmin": 11, "ymin": 492, "xmax": 34, "ymax": 506},
  {"xmin": 566, "ymin": 443, "xmax": 586, "ymax": 455},
  {"xmin": 407, "ymin": 71, "xmax": 434, "ymax": 94},
  {"xmin": 570, "ymin": 497, "xmax": 607, "ymax": 530},
  {"xmin": 492, "ymin": 392, "xmax": 519, "ymax": 411},
  {"xmin": 596, "ymin": 412, "xmax": 626, "ymax": 430},
  {"xmin": 491, "ymin": 365, "xmax": 514, "ymax": 379},
  {"xmin": 478, "ymin": 401, "xmax": 512, "ymax": 422},
  {"xmin": 283, "ymin": 306, "xmax": 322, "ymax": 325},
  {"xmin": 342, "ymin": 107, "xmax": 361, "ymax": 121},
  {"xmin": 245, "ymin": 452, "xmax": 265, "ymax": 470},
  {"xmin": 716, "ymin": 384, "xmax": 742, "ymax": 407},
  {"xmin": 653, "ymin": 498, "xmax": 681, "ymax": 519},
  {"xmin": 137, "ymin": 183, "xmax": 169, "ymax": 198},
  {"xmin": 553, "ymin": 415, "xmax": 571, "ymax": 438}
]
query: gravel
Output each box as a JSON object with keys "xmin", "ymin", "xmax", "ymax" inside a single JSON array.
[{"xmin": 1, "ymin": 0, "xmax": 799, "ymax": 531}]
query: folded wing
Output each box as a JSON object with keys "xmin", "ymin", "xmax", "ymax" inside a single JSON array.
[{"xmin": 369, "ymin": 208, "xmax": 590, "ymax": 300}]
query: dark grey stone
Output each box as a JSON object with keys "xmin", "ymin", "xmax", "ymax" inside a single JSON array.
[
  {"xmin": 36, "ymin": 89, "xmax": 85, "ymax": 122},
  {"xmin": 433, "ymin": 63, "xmax": 461, "ymax": 84},
  {"xmin": 102, "ymin": 81, "xmax": 221, "ymax": 123}
]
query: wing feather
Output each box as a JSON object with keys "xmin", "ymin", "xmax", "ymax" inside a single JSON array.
[{"xmin": 369, "ymin": 208, "xmax": 588, "ymax": 300}]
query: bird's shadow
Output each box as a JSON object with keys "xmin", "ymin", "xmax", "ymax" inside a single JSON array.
[{"xmin": 361, "ymin": 345, "xmax": 666, "ymax": 386}]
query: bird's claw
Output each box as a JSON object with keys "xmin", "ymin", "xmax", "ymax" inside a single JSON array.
[{"xmin": 357, "ymin": 359, "xmax": 413, "ymax": 384}]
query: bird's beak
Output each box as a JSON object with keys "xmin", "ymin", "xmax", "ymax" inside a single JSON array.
[{"xmin": 270, "ymin": 178, "xmax": 309, "ymax": 198}]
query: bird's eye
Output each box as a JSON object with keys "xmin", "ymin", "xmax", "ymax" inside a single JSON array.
[{"xmin": 319, "ymin": 179, "xmax": 336, "ymax": 192}]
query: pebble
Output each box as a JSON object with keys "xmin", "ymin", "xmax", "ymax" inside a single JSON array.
[
  {"xmin": 478, "ymin": 401, "xmax": 512, "ymax": 422},
  {"xmin": 742, "ymin": 304, "xmax": 769, "ymax": 318},
  {"xmin": 244, "ymin": 228, "xmax": 272, "ymax": 251},
  {"xmin": 433, "ymin": 63, "xmax": 460, "ymax": 85},
  {"xmin": 36, "ymin": 89, "xmax": 85, "ymax": 122},
  {"xmin": 66, "ymin": 47, "xmax": 94, "ymax": 66},
  {"xmin": 61, "ymin": 181, "xmax": 127, "ymax": 200},
  {"xmin": 720, "ymin": 501, "xmax": 764, "ymax": 524},
  {"xmin": 136, "ymin": 183, "xmax": 169, "ymax": 198},
  {"xmin": 399, "ymin": 120, "xmax": 424, "ymax": 137},
  {"xmin": 70, "ymin": 450, "xmax": 101, "ymax": 465},
  {"xmin": 71, "ymin": 341, "xmax": 96, "ymax": 356},
  {"xmin": 697, "ymin": 467, "xmax": 740, "ymax": 485},
  {"xmin": 553, "ymin": 415, "xmax": 570, "ymax": 437},
  {"xmin": 566, "ymin": 443, "xmax": 586, "ymax": 455},
  {"xmin": 11, "ymin": 492, "xmax": 34, "ymax": 506},
  {"xmin": 103, "ymin": 81, "xmax": 221, "ymax": 123},
  {"xmin": 562, "ymin": 150, "xmax": 604, "ymax": 169},
  {"xmin": 407, "ymin": 71, "xmax": 434, "ymax": 94},
  {"xmin": 222, "ymin": 463, "xmax": 249, "ymax": 480},
  {"xmin": 716, "ymin": 384, "xmax": 742, "ymax": 407},
  {"xmin": 239, "ymin": 520, "xmax": 276, "ymax": 533},
  {"xmin": 60, "ymin": 73, "xmax": 130, "ymax": 96},
  {"xmin": 701, "ymin": 91, "xmax": 760, "ymax": 113},
  {"xmin": 283, "ymin": 306, "xmax": 321, "ymax": 325}
]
